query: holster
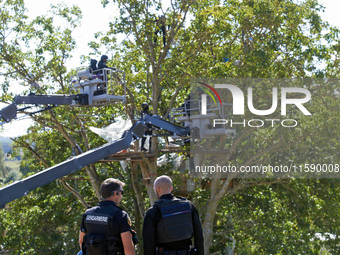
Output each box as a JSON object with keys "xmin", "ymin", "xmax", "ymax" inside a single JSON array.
[
  {"xmin": 130, "ymin": 229, "xmax": 138, "ymax": 245},
  {"xmin": 83, "ymin": 235, "xmax": 107, "ymax": 255},
  {"xmin": 107, "ymin": 236, "xmax": 123, "ymax": 254},
  {"xmin": 190, "ymin": 248, "xmax": 197, "ymax": 255}
]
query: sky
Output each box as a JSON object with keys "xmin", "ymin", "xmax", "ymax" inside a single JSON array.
[
  {"xmin": 25, "ymin": 0, "xmax": 117, "ymax": 68},
  {"xmin": 0, "ymin": 0, "xmax": 339, "ymax": 137}
]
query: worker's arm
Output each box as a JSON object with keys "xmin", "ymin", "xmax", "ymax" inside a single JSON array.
[
  {"xmin": 121, "ymin": 231, "xmax": 135, "ymax": 255},
  {"xmin": 79, "ymin": 231, "xmax": 86, "ymax": 249}
]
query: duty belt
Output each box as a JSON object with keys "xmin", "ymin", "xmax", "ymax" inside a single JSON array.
[{"xmin": 156, "ymin": 248, "xmax": 194, "ymax": 255}]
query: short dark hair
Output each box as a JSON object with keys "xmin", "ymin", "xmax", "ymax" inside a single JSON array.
[{"xmin": 100, "ymin": 178, "xmax": 125, "ymax": 199}]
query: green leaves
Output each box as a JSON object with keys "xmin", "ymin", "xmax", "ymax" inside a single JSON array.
[
  {"xmin": 0, "ymin": 1, "xmax": 82, "ymax": 94},
  {"xmin": 0, "ymin": 185, "xmax": 82, "ymax": 254},
  {"xmin": 0, "ymin": 0, "xmax": 339, "ymax": 254}
]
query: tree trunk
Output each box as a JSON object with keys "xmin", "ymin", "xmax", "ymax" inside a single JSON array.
[
  {"xmin": 140, "ymin": 160, "xmax": 158, "ymax": 205},
  {"xmin": 203, "ymin": 178, "xmax": 232, "ymax": 254},
  {"xmin": 131, "ymin": 161, "xmax": 145, "ymax": 217}
]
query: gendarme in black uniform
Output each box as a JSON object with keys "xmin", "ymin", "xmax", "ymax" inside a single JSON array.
[
  {"xmin": 143, "ymin": 193, "xmax": 204, "ymax": 255},
  {"xmin": 80, "ymin": 200, "xmax": 131, "ymax": 255}
]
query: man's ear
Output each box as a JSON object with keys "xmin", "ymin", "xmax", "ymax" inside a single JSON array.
[{"xmin": 171, "ymin": 186, "xmax": 173, "ymax": 192}]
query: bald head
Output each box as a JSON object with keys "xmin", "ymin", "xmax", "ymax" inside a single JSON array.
[{"xmin": 153, "ymin": 175, "xmax": 173, "ymax": 198}]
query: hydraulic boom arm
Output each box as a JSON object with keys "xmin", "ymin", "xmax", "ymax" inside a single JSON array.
[
  {"xmin": 0, "ymin": 94, "xmax": 88, "ymax": 123},
  {"xmin": 0, "ymin": 115, "xmax": 190, "ymax": 208}
]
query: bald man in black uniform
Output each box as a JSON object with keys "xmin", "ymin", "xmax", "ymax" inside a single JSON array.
[{"xmin": 143, "ymin": 175, "xmax": 204, "ymax": 255}]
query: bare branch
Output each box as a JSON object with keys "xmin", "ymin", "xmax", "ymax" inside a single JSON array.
[
  {"xmin": 11, "ymin": 137, "xmax": 90, "ymax": 208},
  {"xmin": 60, "ymin": 179, "xmax": 89, "ymax": 208},
  {"xmin": 11, "ymin": 138, "xmax": 49, "ymax": 167}
]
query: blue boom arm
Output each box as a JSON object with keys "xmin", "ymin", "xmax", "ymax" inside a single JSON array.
[{"xmin": 0, "ymin": 115, "xmax": 189, "ymax": 208}]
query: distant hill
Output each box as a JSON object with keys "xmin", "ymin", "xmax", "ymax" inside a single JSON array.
[{"xmin": 0, "ymin": 137, "xmax": 14, "ymax": 154}]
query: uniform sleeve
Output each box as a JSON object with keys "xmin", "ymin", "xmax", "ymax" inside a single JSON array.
[
  {"xmin": 143, "ymin": 208, "xmax": 157, "ymax": 255},
  {"xmin": 80, "ymin": 213, "xmax": 87, "ymax": 233},
  {"xmin": 191, "ymin": 204, "xmax": 204, "ymax": 255},
  {"xmin": 120, "ymin": 211, "xmax": 132, "ymax": 233}
]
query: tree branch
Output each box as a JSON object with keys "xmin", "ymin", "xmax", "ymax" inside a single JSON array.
[{"xmin": 11, "ymin": 137, "xmax": 90, "ymax": 208}]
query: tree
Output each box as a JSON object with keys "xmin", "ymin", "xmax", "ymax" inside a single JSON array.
[
  {"xmin": 0, "ymin": 0, "xmax": 339, "ymax": 254},
  {"xmin": 0, "ymin": 0, "xmax": 103, "ymax": 200},
  {"xmin": 0, "ymin": 1, "xmax": 97, "ymax": 253},
  {"xmin": 0, "ymin": 1, "xmax": 141, "ymax": 253},
  {"xmin": 95, "ymin": 0, "xmax": 340, "ymax": 253},
  {"xmin": 202, "ymin": 178, "xmax": 340, "ymax": 254}
]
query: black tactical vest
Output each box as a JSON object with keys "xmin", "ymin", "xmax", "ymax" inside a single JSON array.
[
  {"xmin": 155, "ymin": 197, "xmax": 194, "ymax": 243},
  {"xmin": 83, "ymin": 204, "xmax": 123, "ymax": 255}
]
